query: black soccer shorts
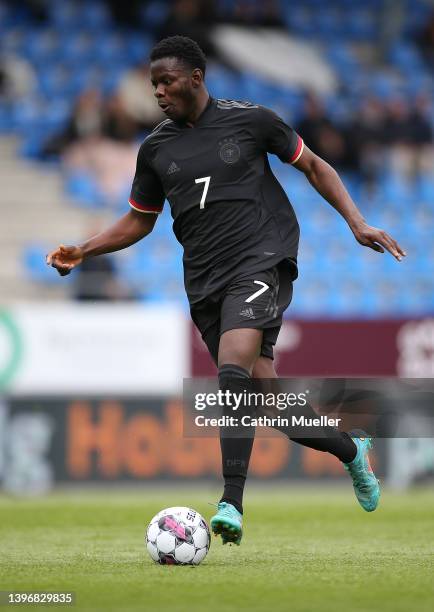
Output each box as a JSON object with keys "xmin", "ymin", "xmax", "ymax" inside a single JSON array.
[{"xmin": 190, "ymin": 259, "xmax": 294, "ymax": 364}]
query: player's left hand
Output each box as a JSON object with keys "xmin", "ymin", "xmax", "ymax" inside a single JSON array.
[{"xmin": 351, "ymin": 222, "xmax": 406, "ymax": 261}]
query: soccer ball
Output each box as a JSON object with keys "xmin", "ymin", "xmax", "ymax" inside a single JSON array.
[{"xmin": 145, "ymin": 506, "xmax": 211, "ymax": 565}]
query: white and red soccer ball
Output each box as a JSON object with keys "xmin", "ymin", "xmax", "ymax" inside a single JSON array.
[{"xmin": 145, "ymin": 506, "xmax": 211, "ymax": 565}]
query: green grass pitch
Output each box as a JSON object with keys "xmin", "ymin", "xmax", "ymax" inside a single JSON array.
[{"xmin": 1, "ymin": 487, "xmax": 433, "ymax": 612}]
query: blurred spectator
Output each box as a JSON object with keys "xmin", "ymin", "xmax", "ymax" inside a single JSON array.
[
  {"xmin": 417, "ymin": 11, "xmax": 434, "ymax": 68},
  {"xmin": 42, "ymin": 87, "xmax": 146, "ymax": 206},
  {"xmin": 385, "ymin": 97, "xmax": 433, "ymax": 179},
  {"xmin": 298, "ymin": 93, "xmax": 434, "ymax": 185},
  {"xmin": 74, "ymin": 254, "xmax": 120, "ymax": 301},
  {"xmin": 104, "ymin": 0, "xmax": 141, "ymax": 28},
  {"xmin": 103, "ymin": 92, "xmax": 141, "ymax": 142},
  {"xmin": 73, "ymin": 223, "xmax": 135, "ymax": 301},
  {"xmin": 296, "ymin": 94, "xmax": 330, "ymax": 151},
  {"xmin": 63, "ymin": 136, "xmax": 138, "ymax": 209},
  {"xmin": 410, "ymin": 94, "xmax": 434, "ymax": 147},
  {"xmin": 158, "ymin": 0, "xmax": 219, "ymax": 61},
  {"xmin": 411, "ymin": 94, "xmax": 434, "ymax": 176},
  {"xmin": 296, "ymin": 93, "xmax": 352, "ymax": 171},
  {"xmin": 228, "ymin": 0, "xmax": 284, "ymax": 28},
  {"xmin": 117, "ymin": 63, "xmax": 165, "ymax": 131},
  {"xmin": 0, "ymin": 54, "xmax": 37, "ymax": 102},
  {"xmin": 42, "ymin": 89, "xmax": 104, "ymax": 158},
  {"xmin": 43, "ymin": 89, "xmax": 144, "ymax": 158},
  {"xmin": 383, "ymin": 97, "xmax": 414, "ymax": 146},
  {"xmin": 4, "ymin": 0, "xmax": 48, "ymax": 22},
  {"xmin": 347, "ymin": 97, "xmax": 387, "ymax": 185}
]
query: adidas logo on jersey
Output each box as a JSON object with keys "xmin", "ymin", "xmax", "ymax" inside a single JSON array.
[
  {"xmin": 239, "ymin": 307, "xmax": 255, "ymax": 320},
  {"xmin": 167, "ymin": 161, "xmax": 180, "ymax": 175}
]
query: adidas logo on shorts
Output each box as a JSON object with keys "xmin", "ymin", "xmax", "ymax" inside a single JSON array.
[{"xmin": 239, "ymin": 307, "xmax": 255, "ymax": 319}]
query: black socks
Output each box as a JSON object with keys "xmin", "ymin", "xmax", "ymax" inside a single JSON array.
[
  {"xmin": 255, "ymin": 378, "xmax": 357, "ymax": 464},
  {"xmin": 218, "ymin": 364, "xmax": 255, "ymax": 515},
  {"xmin": 293, "ymin": 431, "xmax": 357, "ymax": 464},
  {"xmin": 217, "ymin": 370, "xmax": 358, "ymax": 514}
]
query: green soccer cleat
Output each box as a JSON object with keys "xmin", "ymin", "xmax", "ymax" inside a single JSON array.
[
  {"xmin": 210, "ymin": 502, "xmax": 243, "ymax": 545},
  {"xmin": 344, "ymin": 434, "xmax": 380, "ymax": 512}
]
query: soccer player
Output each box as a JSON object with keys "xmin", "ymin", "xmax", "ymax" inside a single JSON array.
[{"xmin": 47, "ymin": 36, "xmax": 406, "ymax": 546}]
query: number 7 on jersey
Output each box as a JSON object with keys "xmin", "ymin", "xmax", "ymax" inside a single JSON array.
[{"xmin": 195, "ymin": 176, "xmax": 211, "ymax": 209}]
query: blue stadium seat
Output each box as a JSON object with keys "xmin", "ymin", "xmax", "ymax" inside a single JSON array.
[
  {"xmin": 125, "ymin": 33, "xmax": 154, "ymax": 64},
  {"xmin": 49, "ymin": 2, "xmax": 82, "ymax": 31},
  {"xmin": 11, "ymin": 98, "xmax": 67, "ymax": 140},
  {"xmin": 399, "ymin": 280, "xmax": 434, "ymax": 315},
  {"xmin": 0, "ymin": 26, "xmax": 28, "ymax": 55},
  {"xmin": 206, "ymin": 67, "xmax": 240, "ymax": 101},
  {"xmin": 290, "ymin": 278, "xmax": 333, "ymax": 317},
  {"xmin": 402, "ymin": 1, "xmax": 432, "ymax": 37},
  {"xmin": 417, "ymin": 176, "xmax": 434, "ymax": 202},
  {"xmin": 17, "ymin": 102, "xmax": 70, "ymax": 158},
  {"xmin": 19, "ymin": 131, "xmax": 48, "ymax": 158},
  {"xmin": 56, "ymin": 32, "xmax": 96, "ymax": 65},
  {"xmin": 101, "ymin": 67, "xmax": 127, "ymax": 94},
  {"xmin": 315, "ymin": 9, "xmax": 344, "ymax": 38},
  {"xmin": 388, "ymin": 43, "xmax": 424, "ymax": 71},
  {"xmin": 21, "ymin": 28, "xmax": 59, "ymax": 64},
  {"xmin": 140, "ymin": 1, "xmax": 170, "ymax": 31},
  {"xmin": 379, "ymin": 173, "xmax": 414, "ymax": 206},
  {"xmin": 37, "ymin": 65, "xmax": 77, "ymax": 98},
  {"xmin": 80, "ymin": 2, "xmax": 112, "ymax": 30},
  {"xmin": 65, "ymin": 173, "xmax": 105, "ymax": 210},
  {"xmin": 409, "ymin": 204, "xmax": 434, "ymax": 240},
  {"xmin": 0, "ymin": 103, "xmax": 14, "ymax": 133},
  {"xmin": 284, "ymin": 7, "xmax": 316, "ymax": 36},
  {"xmin": 344, "ymin": 10, "xmax": 378, "ymax": 42},
  {"xmin": 326, "ymin": 42, "xmax": 360, "ymax": 68}
]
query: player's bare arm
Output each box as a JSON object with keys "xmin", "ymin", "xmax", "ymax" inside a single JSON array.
[
  {"xmin": 293, "ymin": 145, "xmax": 406, "ymax": 261},
  {"xmin": 46, "ymin": 208, "xmax": 158, "ymax": 276}
]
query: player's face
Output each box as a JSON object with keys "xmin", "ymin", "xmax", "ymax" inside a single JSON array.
[{"xmin": 150, "ymin": 58, "xmax": 198, "ymax": 122}]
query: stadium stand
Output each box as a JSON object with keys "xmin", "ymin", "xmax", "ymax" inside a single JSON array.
[{"xmin": 0, "ymin": 0, "xmax": 433, "ymax": 316}]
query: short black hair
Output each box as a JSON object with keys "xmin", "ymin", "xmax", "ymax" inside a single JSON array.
[{"xmin": 150, "ymin": 36, "xmax": 207, "ymax": 76}]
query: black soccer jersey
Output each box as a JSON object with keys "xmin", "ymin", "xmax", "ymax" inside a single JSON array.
[{"xmin": 129, "ymin": 97, "xmax": 304, "ymax": 304}]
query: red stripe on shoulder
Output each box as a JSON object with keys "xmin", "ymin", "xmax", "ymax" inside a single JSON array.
[
  {"xmin": 288, "ymin": 135, "xmax": 304, "ymax": 164},
  {"xmin": 129, "ymin": 198, "xmax": 162, "ymax": 213}
]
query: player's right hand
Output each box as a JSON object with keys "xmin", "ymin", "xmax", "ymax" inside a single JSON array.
[{"xmin": 46, "ymin": 244, "xmax": 84, "ymax": 276}]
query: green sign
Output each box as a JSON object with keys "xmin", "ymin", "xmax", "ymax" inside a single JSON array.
[{"xmin": 0, "ymin": 310, "xmax": 22, "ymax": 390}]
